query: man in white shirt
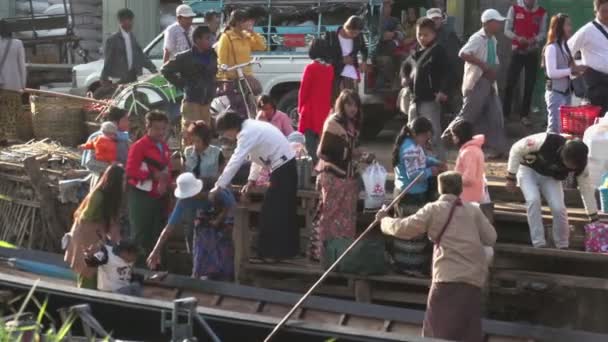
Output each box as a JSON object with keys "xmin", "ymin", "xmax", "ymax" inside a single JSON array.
[
  {"xmin": 326, "ymin": 16, "xmax": 368, "ymax": 98},
  {"xmin": 568, "ymin": 0, "xmax": 608, "ymax": 116},
  {"xmin": 163, "ymin": 4, "xmax": 196, "ymax": 63},
  {"xmin": 211, "ymin": 111, "xmax": 300, "ymax": 261},
  {"xmin": 442, "ymin": 9, "xmax": 508, "ymax": 159},
  {"xmin": 101, "ymin": 9, "xmax": 157, "ymax": 85}
]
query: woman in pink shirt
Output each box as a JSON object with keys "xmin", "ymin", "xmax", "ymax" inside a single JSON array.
[
  {"xmin": 256, "ymin": 95, "xmax": 294, "ymax": 136},
  {"xmin": 451, "ymin": 120, "xmax": 486, "ymax": 203}
]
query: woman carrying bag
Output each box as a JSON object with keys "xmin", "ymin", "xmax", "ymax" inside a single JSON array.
[{"xmin": 543, "ymin": 14, "xmax": 587, "ymax": 133}]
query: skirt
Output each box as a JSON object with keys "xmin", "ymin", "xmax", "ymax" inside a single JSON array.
[
  {"xmin": 0, "ymin": 90, "xmax": 20, "ymax": 141},
  {"xmin": 258, "ymin": 159, "xmax": 299, "ymax": 259},
  {"xmin": 192, "ymin": 225, "xmax": 235, "ymax": 280},
  {"xmin": 64, "ymin": 220, "xmax": 105, "ymax": 279},
  {"xmin": 310, "ymin": 172, "xmax": 359, "ymax": 260},
  {"xmin": 423, "ymin": 282, "xmax": 483, "ymax": 342}
]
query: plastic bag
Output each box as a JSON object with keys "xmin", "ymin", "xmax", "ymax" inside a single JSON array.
[
  {"xmin": 584, "ymin": 222, "xmax": 608, "ymax": 253},
  {"xmin": 362, "ymin": 162, "xmax": 387, "ymax": 210}
]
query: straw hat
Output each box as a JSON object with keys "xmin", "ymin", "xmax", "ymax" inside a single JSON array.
[{"xmin": 174, "ymin": 172, "xmax": 203, "ymax": 199}]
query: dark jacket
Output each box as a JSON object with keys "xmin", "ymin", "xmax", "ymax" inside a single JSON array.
[
  {"xmin": 161, "ymin": 47, "xmax": 218, "ymax": 105},
  {"xmin": 401, "ymin": 43, "xmax": 450, "ymax": 103},
  {"xmin": 325, "ymin": 27, "xmax": 368, "ymax": 78},
  {"xmin": 436, "ymin": 27, "xmax": 464, "ymax": 90},
  {"xmin": 521, "ymin": 133, "xmax": 585, "ymax": 181},
  {"xmin": 101, "ymin": 31, "xmax": 157, "ymax": 83},
  {"xmin": 317, "ymin": 114, "xmax": 358, "ymax": 179}
]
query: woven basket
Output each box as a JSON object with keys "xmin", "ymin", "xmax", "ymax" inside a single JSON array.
[{"xmin": 30, "ymin": 95, "xmax": 84, "ymax": 146}]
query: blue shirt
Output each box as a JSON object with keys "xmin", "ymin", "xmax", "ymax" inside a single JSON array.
[
  {"xmin": 168, "ymin": 189, "xmax": 236, "ymax": 227},
  {"xmin": 81, "ymin": 129, "xmax": 130, "ymax": 167},
  {"xmin": 394, "ymin": 138, "xmax": 440, "ymax": 194}
]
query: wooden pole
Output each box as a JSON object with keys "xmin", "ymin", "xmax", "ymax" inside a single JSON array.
[
  {"xmin": 23, "ymin": 88, "xmax": 110, "ymax": 106},
  {"xmin": 263, "ymin": 172, "xmax": 426, "ymax": 342},
  {"xmin": 23, "ymin": 157, "xmax": 64, "ymax": 251}
]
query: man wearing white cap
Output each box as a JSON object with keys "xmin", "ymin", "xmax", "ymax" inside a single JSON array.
[
  {"xmin": 163, "ymin": 4, "xmax": 197, "ymax": 63},
  {"xmin": 442, "ymin": 9, "xmax": 508, "ymax": 160}
]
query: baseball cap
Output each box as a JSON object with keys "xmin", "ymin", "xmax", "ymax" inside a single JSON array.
[
  {"xmin": 176, "ymin": 4, "xmax": 196, "ymax": 18},
  {"xmin": 426, "ymin": 8, "xmax": 443, "ymax": 20},
  {"xmin": 481, "ymin": 9, "xmax": 506, "ymax": 23}
]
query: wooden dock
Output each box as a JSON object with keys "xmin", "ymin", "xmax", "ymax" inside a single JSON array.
[{"xmin": 185, "ymin": 175, "xmax": 608, "ymax": 335}]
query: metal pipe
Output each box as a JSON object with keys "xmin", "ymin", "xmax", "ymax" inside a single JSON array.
[
  {"xmin": 263, "ymin": 172, "xmax": 426, "ymax": 342},
  {"xmin": 194, "ymin": 314, "xmax": 222, "ymax": 342}
]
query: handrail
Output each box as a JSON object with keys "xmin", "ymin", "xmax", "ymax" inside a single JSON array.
[{"xmin": 219, "ymin": 58, "xmax": 261, "ymax": 72}]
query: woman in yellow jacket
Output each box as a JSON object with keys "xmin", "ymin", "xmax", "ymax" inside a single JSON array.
[{"xmin": 216, "ymin": 9, "xmax": 266, "ymax": 104}]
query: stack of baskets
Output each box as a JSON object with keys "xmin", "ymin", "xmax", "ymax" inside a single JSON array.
[{"xmin": 30, "ymin": 95, "xmax": 84, "ymax": 146}]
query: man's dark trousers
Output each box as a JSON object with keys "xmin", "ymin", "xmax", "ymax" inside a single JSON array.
[{"xmin": 503, "ymin": 51, "xmax": 539, "ymax": 118}]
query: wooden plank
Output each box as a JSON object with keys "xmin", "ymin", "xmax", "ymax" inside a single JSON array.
[
  {"xmin": 354, "ymin": 280, "xmax": 372, "ymax": 303},
  {"xmin": 487, "ymin": 176, "xmax": 584, "ymax": 208},
  {"xmin": 495, "ymin": 243, "xmax": 608, "ymax": 263},
  {"xmin": 494, "ymin": 210, "xmax": 590, "ymax": 226},
  {"xmin": 492, "ymin": 270, "xmax": 608, "ymax": 291},
  {"xmin": 233, "ymin": 207, "xmax": 251, "ymax": 284}
]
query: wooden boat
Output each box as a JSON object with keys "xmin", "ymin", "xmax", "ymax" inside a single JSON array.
[{"xmin": 0, "ymin": 247, "xmax": 607, "ymax": 342}]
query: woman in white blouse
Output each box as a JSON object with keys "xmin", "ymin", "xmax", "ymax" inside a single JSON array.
[{"xmin": 543, "ymin": 14, "xmax": 586, "ymax": 133}]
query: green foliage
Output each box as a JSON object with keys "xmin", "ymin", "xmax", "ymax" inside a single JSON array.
[{"xmin": 0, "ymin": 280, "xmax": 86, "ymax": 342}]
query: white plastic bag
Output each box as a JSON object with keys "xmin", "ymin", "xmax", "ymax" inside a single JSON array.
[
  {"xmin": 362, "ymin": 162, "xmax": 387, "ymax": 210},
  {"xmin": 482, "ymin": 176, "xmax": 491, "ymax": 204}
]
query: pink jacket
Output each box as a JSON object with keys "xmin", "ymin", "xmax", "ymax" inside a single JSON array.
[{"xmin": 454, "ymin": 135, "xmax": 486, "ymax": 203}]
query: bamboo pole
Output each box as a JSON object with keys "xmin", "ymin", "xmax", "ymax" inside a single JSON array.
[
  {"xmin": 23, "ymin": 88, "xmax": 110, "ymax": 106},
  {"xmin": 263, "ymin": 172, "xmax": 426, "ymax": 342}
]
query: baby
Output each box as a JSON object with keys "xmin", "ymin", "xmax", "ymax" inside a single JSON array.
[
  {"xmin": 79, "ymin": 122, "xmax": 119, "ymax": 164},
  {"xmin": 85, "ymin": 240, "xmax": 142, "ymax": 297}
]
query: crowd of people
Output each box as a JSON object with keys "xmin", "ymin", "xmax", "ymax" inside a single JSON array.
[{"xmin": 3, "ymin": 1, "xmax": 608, "ymax": 341}]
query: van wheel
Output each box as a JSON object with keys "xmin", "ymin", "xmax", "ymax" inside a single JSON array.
[{"xmin": 277, "ymin": 89, "xmax": 300, "ymax": 130}]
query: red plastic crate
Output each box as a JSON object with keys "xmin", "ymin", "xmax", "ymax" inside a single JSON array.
[{"xmin": 560, "ymin": 105, "xmax": 601, "ymax": 136}]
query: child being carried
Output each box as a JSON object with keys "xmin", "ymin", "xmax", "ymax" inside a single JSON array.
[{"xmin": 79, "ymin": 122, "xmax": 119, "ymax": 164}]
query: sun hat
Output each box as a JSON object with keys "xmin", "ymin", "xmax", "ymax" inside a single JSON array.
[
  {"xmin": 481, "ymin": 9, "xmax": 506, "ymax": 23},
  {"xmin": 174, "ymin": 172, "xmax": 203, "ymax": 199},
  {"xmin": 426, "ymin": 8, "xmax": 444, "ymax": 20},
  {"xmin": 176, "ymin": 4, "xmax": 196, "ymax": 18}
]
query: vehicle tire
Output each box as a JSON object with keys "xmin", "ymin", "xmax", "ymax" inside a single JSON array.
[
  {"xmin": 92, "ymin": 83, "xmax": 117, "ymax": 100},
  {"xmin": 360, "ymin": 104, "xmax": 387, "ymax": 140},
  {"xmin": 277, "ymin": 89, "xmax": 299, "ymax": 130}
]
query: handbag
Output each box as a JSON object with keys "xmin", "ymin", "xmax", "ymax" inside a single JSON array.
[
  {"xmin": 322, "ymin": 236, "xmax": 388, "ymax": 275},
  {"xmin": 0, "ymin": 39, "xmax": 13, "ymax": 89}
]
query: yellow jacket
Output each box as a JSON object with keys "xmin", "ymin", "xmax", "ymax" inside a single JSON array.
[{"xmin": 216, "ymin": 29, "xmax": 266, "ymax": 80}]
